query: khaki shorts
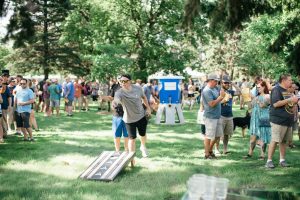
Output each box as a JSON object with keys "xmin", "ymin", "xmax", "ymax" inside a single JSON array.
[
  {"xmin": 270, "ymin": 122, "xmax": 292, "ymax": 144},
  {"xmin": 292, "ymin": 121, "xmax": 298, "ymax": 133},
  {"xmin": 221, "ymin": 116, "xmax": 234, "ymax": 136},
  {"xmin": 204, "ymin": 117, "xmax": 223, "ymax": 140}
]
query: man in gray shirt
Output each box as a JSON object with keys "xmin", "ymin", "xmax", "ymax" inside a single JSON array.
[
  {"xmin": 113, "ymin": 74, "xmax": 151, "ymax": 166},
  {"xmin": 202, "ymin": 73, "xmax": 225, "ymax": 159}
]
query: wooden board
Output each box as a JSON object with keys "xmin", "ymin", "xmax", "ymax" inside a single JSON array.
[{"xmin": 79, "ymin": 151, "xmax": 135, "ymax": 181}]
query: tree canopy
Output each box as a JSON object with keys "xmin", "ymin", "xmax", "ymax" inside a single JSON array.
[{"xmin": 0, "ymin": 0, "xmax": 300, "ymax": 80}]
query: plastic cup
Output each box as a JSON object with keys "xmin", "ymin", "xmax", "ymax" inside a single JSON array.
[
  {"xmin": 187, "ymin": 175, "xmax": 207, "ymax": 200},
  {"xmin": 215, "ymin": 178, "xmax": 229, "ymax": 200},
  {"xmin": 202, "ymin": 176, "xmax": 216, "ymax": 200}
]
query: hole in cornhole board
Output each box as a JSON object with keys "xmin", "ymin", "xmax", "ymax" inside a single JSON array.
[{"xmin": 79, "ymin": 151, "xmax": 135, "ymax": 181}]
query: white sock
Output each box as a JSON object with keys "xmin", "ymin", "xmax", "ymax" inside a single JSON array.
[{"xmin": 280, "ymin": 159, "xmax": 285, "ymax": 163}]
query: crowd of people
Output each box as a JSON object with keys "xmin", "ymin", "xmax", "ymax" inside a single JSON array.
[
  {"xmin": 0, "ymin": 73, "xmax": 155, "ymax": 166},
  {"xmin": 0, "ymin": 71, "xmax": 299, "ymax": 170},
  {"xmin": 199, "ymin": 73, "xmax": 299, "ymax": 169}
]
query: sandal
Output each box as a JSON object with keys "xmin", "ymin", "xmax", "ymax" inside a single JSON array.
[
  {"xmin": 289, "ymin": 144, "xmax": 296, "ymax": 148},
  {"xmin": 243, "ymin": 154, "xmax": 252, "ymax": 159},
  {"xmin": 209, "ymin": 152, "xmax": 217, "ymax": 159},
  {"xmin": 258, "ymin": 156, "xmax": 265, "ymax": 160}
]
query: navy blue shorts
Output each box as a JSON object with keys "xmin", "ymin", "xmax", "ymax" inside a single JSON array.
[{"xmin": 112, "ymin": 116, "xmax": 128, "ymax": 138}]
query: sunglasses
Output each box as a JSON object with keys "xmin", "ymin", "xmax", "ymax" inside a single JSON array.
[
  {"xmin": 223, "ymin": 82, "xmax": 230, "ymax": 84},
  {"xmin": 120, "ymin": 80, "xmax": 130, "ymax": 83},
  {"xmin": 20, "ymin": 83, "xmax": 27, "ymax": 85}
]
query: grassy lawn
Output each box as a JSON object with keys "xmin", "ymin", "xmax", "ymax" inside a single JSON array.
[{"xmin": 0, "ymin": 104, "xmax": 300, "ymax": 200}]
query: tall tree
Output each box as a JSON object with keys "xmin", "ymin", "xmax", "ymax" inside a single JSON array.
[
  {"xmin": 63, "ymin": 0, "xmax": 207, "ymax": 81},
  {"xmin": 3, "ymin": 0, "xmax": 85, "ymax": 79}
]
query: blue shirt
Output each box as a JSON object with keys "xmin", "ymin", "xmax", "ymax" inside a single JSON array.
[
  {"xmin": 15, "ymin": 88, "xmax": 34, "ymax": 113},
  {"xmin": 221, "ymin": 90, "xmax": 235, "ymax": 117},
  {"xmin": 202, "ymin": 86, "xmax": 221, "ymax": 119},
  {"xmin": 143, "ymin": 85, "xmax": 152, "ymax": 103},
  {"xmin": 64, "ymin": 82, "xmax": 74, "ymax": 101}
]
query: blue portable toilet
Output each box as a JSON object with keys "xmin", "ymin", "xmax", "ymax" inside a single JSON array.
[
  {"xmin": 155, "ymin": 76, "xmax": 185, "ymax": 124},
  {"xmin": 158, "ymin": 77, "xmax": 182, "ymax": 104}
]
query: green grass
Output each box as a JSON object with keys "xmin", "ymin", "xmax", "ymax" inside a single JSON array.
[{"xmin": 0, "ymin": 104, "xmax": 300, "ymax": 200}]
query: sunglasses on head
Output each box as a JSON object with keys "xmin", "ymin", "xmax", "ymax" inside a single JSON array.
[{"xmin": 120, "ymin": 80, "xmax": 129, "ymax": 83}]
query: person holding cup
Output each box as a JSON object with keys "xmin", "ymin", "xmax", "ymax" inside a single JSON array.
[{"xmin": 201, "ymin": 73, "xmax": 225, "ymax": 159}]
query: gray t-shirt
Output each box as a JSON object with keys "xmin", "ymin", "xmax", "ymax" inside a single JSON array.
[
  {"xmin": 114, "ymin": 84, "xmax": 146, "ymax": 123},
  {"xmin": 202, "ymin": 86, "xmax": 221, "ymax": 119}
]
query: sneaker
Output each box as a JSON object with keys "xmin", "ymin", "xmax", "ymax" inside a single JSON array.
[
  {"xmin": 0, "ymin": 138, "xmax": 4, "ymax": 143},
  {"xmin": 29, "ymin": 138, "xmax": 35, "ymax": 142},
  {"xmin": 140, "ymin": 146, "xmax": 148, "ymax": 158},
  {"xmin": 279, "ymin": 161, "xmax": 290, "ymax": 168},
  {"xmin": 204, "ymin": 155, "xmax": 213, "ymax": 159},
  {"xmin": 23, "ymin": 138, "xmax": 30, "ymax": 142},
  {"xmin": 265, "ymin": 160, "xmax": 275, "ymax": 169}
]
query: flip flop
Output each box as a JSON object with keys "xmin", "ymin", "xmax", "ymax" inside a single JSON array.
[
  {"xmin": 243, "ymin": 154, "xmax": 252, "ymax": 159},
  {"xmin": 258, "ymin": 156, "xmax": 265, "ymax": 160}
]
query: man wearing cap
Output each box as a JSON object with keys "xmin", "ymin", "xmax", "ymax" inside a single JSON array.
[
  {"xmin": 113, "ymin": 74, "xmax": 151, "ymax": 166},
  {"xmin": 215, "ymin": 75, "xmax": 241, "ymax": 154},
  {"xmin": 202, "ymin": 73, "xmax": 225, "ymax": 159}
]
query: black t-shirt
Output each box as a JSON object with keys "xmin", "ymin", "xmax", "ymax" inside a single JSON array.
[
  {"xmin": 269, "ymin": 85, "xmax": 294, "ymax": 126},
  {"xmin": 110, "ymin": 83, "xmax": 123, "ymax": 117},
  {"xmin": 38, "ymin": 81, "xmax": 45, "ymax": 92}
]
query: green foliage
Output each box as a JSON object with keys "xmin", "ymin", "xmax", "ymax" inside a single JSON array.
[
  {"xmin": 237, "ymin": 14, "xmax": 287, "ymax": 78},
  {"xmin": 201, "ymin": 31, "xmax": 239, "ymax": 77},
  {"xmin": 3, "ymin": 0, "xmax": 86, "ymax": 79},
  {"xmin": 267, "ymin": 3, "xmax": 300, "ymax": 74},
  {"xmin": 62, "ymin": 0, "xmax": 206, "ymax": 81},
  {"xmin": 184, "ymin": 0, "xmax": 273, "ymax": 32},
  {"xmin": 0, "ymin": 45, "xmax": 10, "ymax": 70}
]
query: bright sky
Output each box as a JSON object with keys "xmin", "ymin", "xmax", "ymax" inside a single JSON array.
[{"xmin": 0, "ymin": 7, "xmax": 13, "ymax": 36}]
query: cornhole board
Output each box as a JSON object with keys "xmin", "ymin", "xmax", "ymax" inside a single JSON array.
[{"xmin": 79, "ymin": 151, "xmax": 135, "ymax": 181}]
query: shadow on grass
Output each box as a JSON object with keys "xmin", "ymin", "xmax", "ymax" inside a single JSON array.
[
  {"xmin": 0, "ymin": 135, "xmax": 115, "ymax": 165},
  {"xmin": 0, "ymin": 168, "xmax": 188, "ymax": 200}
]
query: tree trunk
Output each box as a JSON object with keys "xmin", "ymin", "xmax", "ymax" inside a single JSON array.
[{"xmin": 43, "ymin": 0, "xmax": 49, "ymax": 80}]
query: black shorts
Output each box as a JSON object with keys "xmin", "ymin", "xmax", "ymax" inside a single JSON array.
[
  {"xmin": 38, "ymin": 94, "xmax": 44, "ymax": 103},
  {"xmin": 188, "ymin": 93, "xmax": 195, "ymax": 98},
  {"xmin": 16, "ymin": 112, "xmax": 31, "ymax": 128},
  {"xmin": 125, "ymin": 117, "xmax": 148, "ymax": 139}
]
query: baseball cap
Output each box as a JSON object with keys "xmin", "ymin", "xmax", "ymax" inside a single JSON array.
[
  {"xmin": 222, "ymin": 75, "xmax": 231, "ymax": 83},
  {"xmin": 207, "ymin": 73, "xmax": 220, "ymax": 81}
]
